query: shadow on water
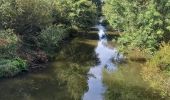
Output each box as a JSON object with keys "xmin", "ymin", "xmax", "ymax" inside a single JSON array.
[
  {"xmin": 82, "ymin": 31, "xmax": 119, "ymax": 41},
  {"xmin": 0, "ymin": 67, "xmax": 73, "ymax": 100},
  {"xmin": 0, "ymin": 33, "xmax": 98, "ymax": 100},
  {"xmin": 0, "ymin": 19, "xmax": 121, "ymax": 100},
  {"xmin": 56, "ymin": 39, "xmax": 96, "ymax": 65}
]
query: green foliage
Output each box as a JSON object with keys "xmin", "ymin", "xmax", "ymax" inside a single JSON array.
[
  {"xmin": 38, "ymin": 25, "xmax": 69, "ymax": 55},
  {"xmin": 0, "ymin": 0, "xmax": 52, "ymax": 33},
  {"xmin": 0, "ymin": 0, "xmax": 98, "ymax": 78},
  {"xmin": 104, "ymin": 1, "xmax": 170, "ymax": 98},
  {"xmin": 0, "ymin": 29, "xmax": 18, "ymax": 59},
  {"xmin": 104, "ymin": 0, "xmax": 170, "ymax": 52},
  {"xmin": 0, "ymin": 0, "xmax": 98, "ymax": 33},
  {"xmin": 0, "ymin": 29, "xmax": 28, "ymax": 78},
  {"xmin": 0, "ymin": 58, "xmax": 27, "ymax": 77},
  {"xmin": 103, "ymin": 62, "xmax": 166, "ymax": 100},
  {"xmin": 53, "ymin": 0, "xmax": 97, "ymax": 30},
  {"xmin": 141, "ymin": 43, "xmax": 170, "ymax": 97}
]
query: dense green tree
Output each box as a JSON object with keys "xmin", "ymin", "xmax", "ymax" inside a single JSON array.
[
  {"xmin": 0, "ymin": 0, "xmax": 52, "ymax": 34},
  {"xmin": 103, "ymin": 0, "xmax": 170, "ymax": 98},
  {"xmin": 104, "ymin": 0, "xmax": 170, "ymax": 52},
  {"xmin": 53, "ymin": 0, "xmax": 97, "ymax": 30}
]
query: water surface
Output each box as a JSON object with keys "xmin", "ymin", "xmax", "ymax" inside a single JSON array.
[
  {"xmin": 0, "ymin": 28, "xmax": 118, "ymax": 100},
  {"xmin": 83, "ymin": 24, "xmax": 120, "ymax": 100}
]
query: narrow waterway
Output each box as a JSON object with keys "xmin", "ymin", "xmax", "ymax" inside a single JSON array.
[{"xmin": 83, "ymin": 22, "xmax": 121, "ymax": 100}]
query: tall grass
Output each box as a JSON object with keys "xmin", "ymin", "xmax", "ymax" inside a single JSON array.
[
  {"xmin": 103, "ymin": 62, "xmax": 166, "ymax": 100},
  {"xmin": 141, "ymin": 43, "xmax": 170, "ymax": 97}
]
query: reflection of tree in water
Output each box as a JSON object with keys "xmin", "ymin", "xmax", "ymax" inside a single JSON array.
[
  {"xmin": 55, "ymin": 40, "xmax": 96, "ymax": 100},
  {"xmin": 55, "ymin": 63, "xmax": 90, "ymax": 100},
  {"xmin": 58, "ymin": 40, "xmax": 95, "ymax": 65}
]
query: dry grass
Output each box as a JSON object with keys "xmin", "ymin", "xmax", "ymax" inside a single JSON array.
[{"xmin": 125, "ymin": 48, "xmax": 151, "ymax": 62}]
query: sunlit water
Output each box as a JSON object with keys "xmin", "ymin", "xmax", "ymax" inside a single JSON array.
[{"xmin": 83, "ymin": 23, "xmax": 122, "ymax": 100}]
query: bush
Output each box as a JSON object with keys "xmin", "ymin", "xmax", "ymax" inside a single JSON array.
[
  {"xmin": 0, "ymin": 58, "xmax": 27, "ymax": 77},
  {"xmin": 141, "ymin": 43, "xmax": 170, "ymax": 97},
  {"xmin": 37, "ymin": 25, "xmax": 69, "ymax": 56},
  {"xmin": 0, "ymin": 29, "xmax": 28, "ymax": 77},
  {"xmin": 0, "ymin": 29, "xmax": 18, "ymax": 59}
]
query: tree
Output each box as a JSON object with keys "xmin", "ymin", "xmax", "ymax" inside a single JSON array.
[{"xmin": 103, "ymin": 0, "xmax": 170, "ymax": 52}]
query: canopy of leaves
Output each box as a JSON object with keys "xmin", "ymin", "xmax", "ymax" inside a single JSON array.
[{"xmin": 104, "ymin": 0, "xmax": 170, "ymax": 52}]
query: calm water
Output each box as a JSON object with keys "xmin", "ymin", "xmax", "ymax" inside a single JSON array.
[
  {"xmin": 0, "ymin": 28, "xmax": 166, "ymax": 100},
  {"xmin": 83, "ymin": 24, "xmax": 121, "ymax": 100},
  {"xmin": 0, "ymin": 27, "xmax": 119, "ymax": 100}
]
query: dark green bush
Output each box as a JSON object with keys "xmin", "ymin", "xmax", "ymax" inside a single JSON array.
[
  {"xmin": 0, "ymin": 29, "xmax": 18, "ymax": 59},
  {"xmin": 0, "ymin": 58, "xmax": 27, "ymax": 77},
  {"xmin": 0, "ymin": 29, "xmax": 27, "ymax": 78},
  {"xmin": 0, "ymin": 0, "xmax": 53, "ymax": 33},
  {"xmin": 37, "ymin": 25, "xmax": 69, "ymax": 56}
]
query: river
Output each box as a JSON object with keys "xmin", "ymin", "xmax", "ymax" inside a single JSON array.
[{"xmin": 0, "ymin": 17, "xmax": 121, "ymax": 100}]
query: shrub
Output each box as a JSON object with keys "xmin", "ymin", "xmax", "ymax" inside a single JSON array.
[
  {"xmin": 37, "ymin": 25, "xmax": 69, "ymax": 56},
  {"xmin": 141, "ymin": 43, "xmax": 170, "ymax": 97},
  {"xmin": 0, "ymin": 58, "xmax": 27, "ymax": 77},
  {"xmin": 0, "ymin": 29, "xmax": 27, "ymax": 77},
  {"xmin": 0, "ymin": 29, "xmax": 18, "ymax": 59},
  {"xmin": 125, "ymin": 47, "xmax": 151, "ymax": 61}
]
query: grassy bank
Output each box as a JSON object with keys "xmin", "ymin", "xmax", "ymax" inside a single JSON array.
[{"xmin": 103, "ymin": 61, "xmax": 169, "ymax": 100}]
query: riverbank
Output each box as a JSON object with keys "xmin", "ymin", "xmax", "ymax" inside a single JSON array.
[
  {"xmin": 0, "ymin": 0, "xmax": 98, "ymax": 78},
  {"xmin": 0, "ymin": 30, "xmax": 104, "ymax": 100},
  {"xmin": 103, "ymin": 60, "xmax": 169, "ymax": 100}
]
